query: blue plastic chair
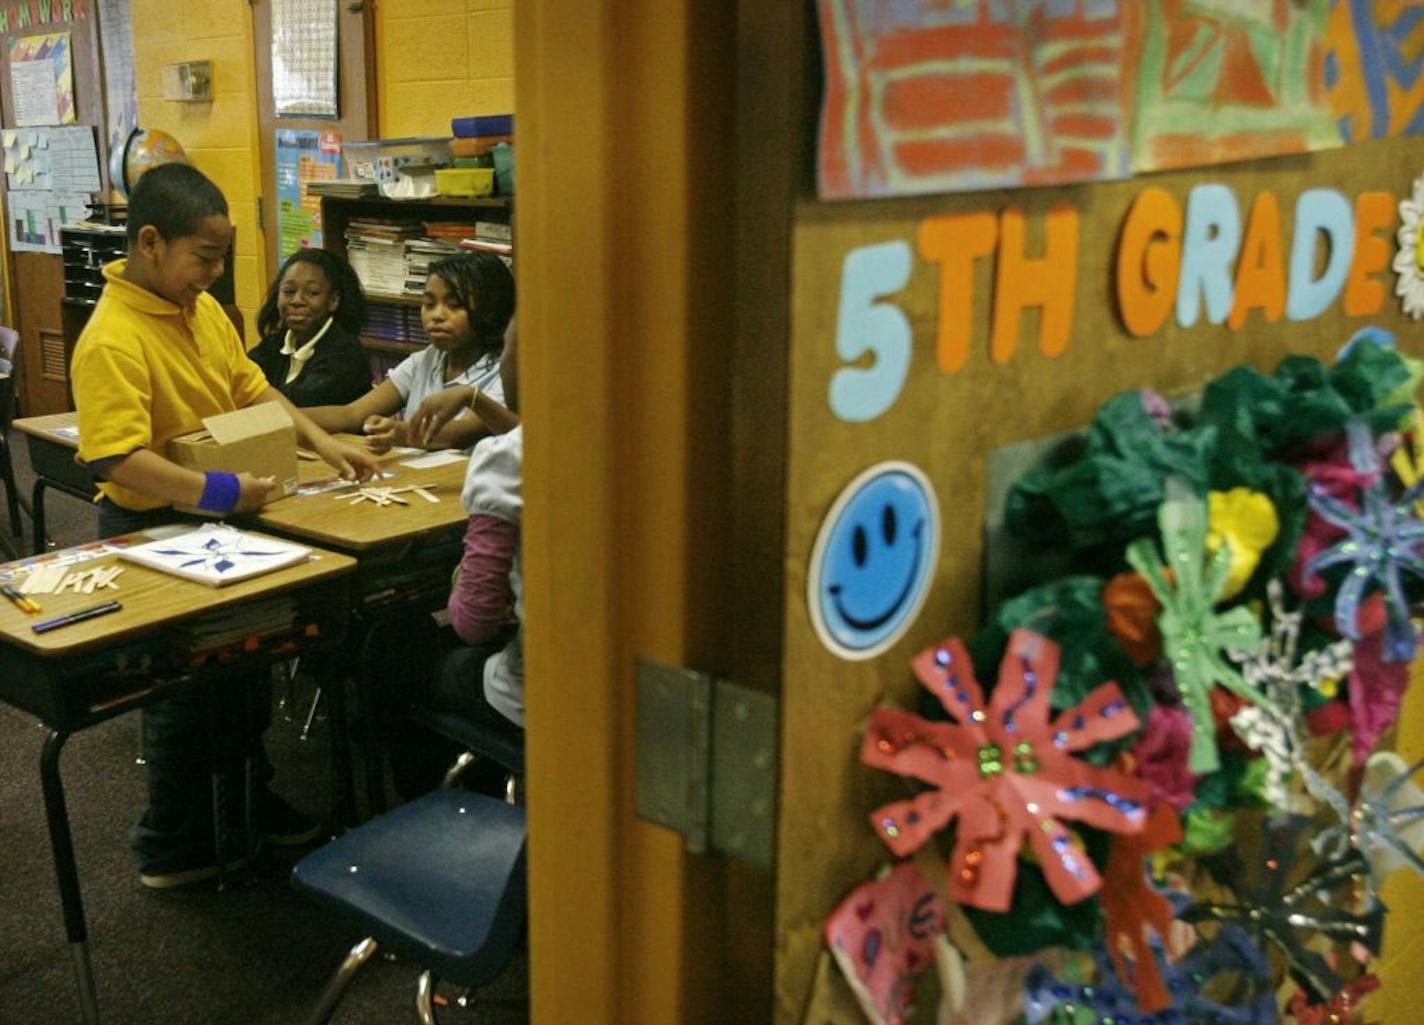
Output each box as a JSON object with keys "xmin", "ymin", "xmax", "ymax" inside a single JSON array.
[{"xmin": 292, "ymin": 752, "xmax": 527, "ymax": 1024}]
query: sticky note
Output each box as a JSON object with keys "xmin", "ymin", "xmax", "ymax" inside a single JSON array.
[
  {"xmin": 35, "ymin": 134, "xmax": 47, "ymax": 149},
  {"xmin": 4, "ymin": 157, "xmax": 15, "ymax": 174},
  {"xmin": 19, "ymin": 145, "xmax": 30, "ymax": 159},
  {"xmin": 4, "ymin": 130, "xmax": 16, "ymax": 147}
]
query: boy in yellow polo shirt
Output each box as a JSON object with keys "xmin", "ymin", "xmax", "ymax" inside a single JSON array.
[{"xmin": 72, "ymin": 163, "xmax": 377, "ymax": 887}]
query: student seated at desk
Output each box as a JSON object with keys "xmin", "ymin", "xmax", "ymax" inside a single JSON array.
[
  {"xmin": 303, "ymin": 252, "xmax": 514, "ymax": 454},
  {"xmin": 391, "ymin": 317, "xmax": 523, "ymax": 798},
  {"xmin": 249, "ymin": 248, "xmax": 372, "ymax": 408},
  {"xmin": 71, "ymin": 163, "xmax": 379, "ymax": 888}
]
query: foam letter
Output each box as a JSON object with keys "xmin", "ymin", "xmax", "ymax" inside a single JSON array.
[
  {"xmin": 918, "ymin": 212, "xmax": 997, "ymax": 374},
  {"xmin": 1228, "ymin": 192, "xmax": 1286, "ymax": 328},
  {"xmin": 1344, "ymin": 191, "xmax": 1394, "ymax": 317},
  {"xmin": 1287, "ymin": 189, "xmax": 1354, "ymax": 321},
  {"xmin": 828, "ymin": 241, "xmax": 913, "ymax": 422},
  {"xmin": 1176, "ymin": 184, "xmax": 1241, "ymax": 327},
  {"xmin": 991, "ymin": 203, "xmax": 1079, "ymax": 363},
  {"xmin": 1116, "ymin": 187, "xmax": 1183, "ymax": 338}
]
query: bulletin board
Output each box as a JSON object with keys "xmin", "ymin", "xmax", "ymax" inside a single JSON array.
[{"xmin": 776, "ymin": 133, "xmax": 1424, "ymax": 1023}]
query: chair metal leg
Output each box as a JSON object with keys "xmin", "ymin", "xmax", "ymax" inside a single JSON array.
[
  {"xmin": 31, "ymin": 477, "xmax": 48, "ymax": 554},
  {"xmin": 304, "ymin": 937, "xmax": 380, "ymax": 1025},
  {"xmin": 0, "ymin": 438, "xmax": 21, "ymax": 537},
  {"xmin": 415, "ymin": 970, "xmax": 439, "ymax": 1025},
  {"xmin": 301, "ymin": 685, "xmax": 324, "ymax": 741}
]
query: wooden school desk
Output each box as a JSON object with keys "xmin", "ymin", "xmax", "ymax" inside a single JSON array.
[
  {"xmin": 12, "ymin": 410, "xmax": 97, "ymax": 554},
  {"xmin": 0, "ymin": 535, "xmax": 357, "ymax": 1025},
  {"xmin": 252, "ymin": 442, "xmax": 471, "ymax": 814}
]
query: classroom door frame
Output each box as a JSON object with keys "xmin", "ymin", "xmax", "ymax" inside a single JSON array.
[
  {"xmin": 518, "ymin": 1, "xmax": 807, "ymax": 1022},
  {"xmin": 249, "ymin": 0, "xmax": 376, "ymax": 280}
]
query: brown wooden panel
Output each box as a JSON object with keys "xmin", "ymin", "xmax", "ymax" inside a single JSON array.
[
  {"xmin": 776, "ymin": 135, "xmax": 1424, "ymax": 1021},
  {"xmin": 14, "ymin": 254, "xmax": 65, "ymax": 412}
]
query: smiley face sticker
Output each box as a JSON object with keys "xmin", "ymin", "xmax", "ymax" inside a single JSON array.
[{"xmin": 807, "ymin": 461, "xmax": 940, "ymax": 661}]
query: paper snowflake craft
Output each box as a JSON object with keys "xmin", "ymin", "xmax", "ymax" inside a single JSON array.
[
  {"xmin": 1181, "ymin": 816, "xmax": 1384, "ymax": 1004},
  {"xmin": 1125, "ymin": 480, "xmax": 1268, "ymax": 774},
  {"xmin": 1312, "ymin": 752, "xmax": 1424, "ymax": 901},
  {"xmin": 1228, "ymin": 580, "xmax": 1354, "ymax": 814},
  {"xmin": 861, "ymin": 629, "xmax": 1150, "ymax": 913},
  {"xmin": 149, "ymin": 530, "xmax": 296, "ymax": 575},
  {"xmin": 1100, "ymin": 804, "xmax": 1184, "ymax": 1014},
  {"xmin": 1022, "ymin": 924, "xmax": 1275, "ymax": 1025},
  {"xmin": 1302, "ymin": 420, "xmax": 1424, "ymax": 663}
]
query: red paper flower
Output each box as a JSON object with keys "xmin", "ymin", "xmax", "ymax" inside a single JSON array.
[
  {"xmin": 1101, "ymin": 803, "xmax": 1185, "ymax": 1013},
  {"xmin": 861, "ymin": 629, "xmax": 1151, "ymax": 912}
]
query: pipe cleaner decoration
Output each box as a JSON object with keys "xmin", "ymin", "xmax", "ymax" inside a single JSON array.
[
  {"xmin": 1228, "ymin": 580, "xmax": 1354, "ymax": 813},
  {"xmin": 1021, "ymin": 924, "xmax": 1276, "ymax": 1025},
  {"xmin": 1312, "ymin": 751, "xmax": 1424, "ymax": 900},
  {"xmin": 861, "ymin": 629, "xmax": 1151, "ymax": 912},
  {"xmin": 1181, "ymin": 816, "xmax": 1384, "ymax": 1004},
  {"xmin": 1302, "ymin": 419, "xmax": 1424, "ymax": 663},
  {"xmin": 1125, "ymin": 479, "xmax": 1269, "ymax": 774}
]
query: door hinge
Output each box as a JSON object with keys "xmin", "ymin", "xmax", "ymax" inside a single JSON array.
[{"xmin": 635, "ymin": 660, "xmax": 777, "ymax": 870}]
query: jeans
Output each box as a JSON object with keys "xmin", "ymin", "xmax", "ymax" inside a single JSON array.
[{"xmin": 99, "ymin": 500, "xmax": 274, "ymax": 863}]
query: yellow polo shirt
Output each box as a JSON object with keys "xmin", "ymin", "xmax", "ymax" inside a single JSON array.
[{"xmin": 72, "ymin": 260, "xmax": 270, "ymax": 511}]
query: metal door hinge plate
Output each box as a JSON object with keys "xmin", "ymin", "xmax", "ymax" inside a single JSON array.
[{"xmin": 635, "ymin": 660, "xmax": 777, "ymax": 870}]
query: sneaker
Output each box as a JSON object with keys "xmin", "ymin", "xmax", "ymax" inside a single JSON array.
[
  {"xmin": 139, "ymin": 844, "xmax": 258, "ymax": 890},
  {"xmin": 259, "ymin": 791, "xmax": 322, "ymax": 846}
]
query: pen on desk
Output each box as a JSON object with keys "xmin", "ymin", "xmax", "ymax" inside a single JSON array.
[
  {"xmin": 0, "ymin": 584, "xmax": 40, "ymax": 614},
  {"xmin": 31, "ymin": 600, "xmax": 122, "ymax": 634}
]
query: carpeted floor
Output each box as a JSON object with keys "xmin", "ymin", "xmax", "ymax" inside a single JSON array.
[{"xmin": 0, "ymin": 428, "xmax": 529, "ymax": 1025}]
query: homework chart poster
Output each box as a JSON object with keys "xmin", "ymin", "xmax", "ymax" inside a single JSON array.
[{"xmin": 816, "ymin": 0, "xmax": 1424, "ymax": 200}]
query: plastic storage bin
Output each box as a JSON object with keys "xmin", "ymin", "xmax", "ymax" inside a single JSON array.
[
  {"xmin": 343, "ymin": 137, "xmax": 453, "ymax": 184},
  {"xmin": 435, "ymin": 168, "xmax": 495, "ymax": 197}
]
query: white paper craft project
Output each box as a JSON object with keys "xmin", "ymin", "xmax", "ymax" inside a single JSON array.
[
  {"xmin": 118, "ymin": 525, "xmax": 310, "ymax": 587},
  {"xmin": 398, "ymin": 449, "xmax": 466, "ymax": 469}
]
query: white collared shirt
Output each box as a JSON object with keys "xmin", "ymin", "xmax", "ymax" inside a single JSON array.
[{"xmin": 278, "ymin": 316, "xmax": 335, "ymax": 385}]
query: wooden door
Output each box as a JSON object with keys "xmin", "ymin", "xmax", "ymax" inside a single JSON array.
[
  {"xmin": 250, "ymin": 0, "xmax": 375, "ymax": 277},
  {"xmin": 0, "ymin": 9, "xmax": 109, "ymax": 416},
  {"xmin": 518, "ymin": 0, "xmax": 787, "ymax": 1022}
]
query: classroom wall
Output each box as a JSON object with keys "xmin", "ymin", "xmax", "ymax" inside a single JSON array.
[
  {"xmin": 130, "ymin": 0, "xmax": 265, "ymax": 336},
  {"xmin": 376, "ymin": 0, "xmax": 514, "ymax": 138}
]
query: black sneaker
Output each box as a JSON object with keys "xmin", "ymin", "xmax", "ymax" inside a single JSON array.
[
  {"xmin": 259, "ymin": 791, "xmax": 322, "ymax": 846},
  {"xmin": 139, "ymin": 844, "xmax": 258, "ymax": 890}
]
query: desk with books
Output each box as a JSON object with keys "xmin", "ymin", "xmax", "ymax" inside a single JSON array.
[{"xmin": 0, "ymin": 533, "xmax": 357, "ymax": 1025}]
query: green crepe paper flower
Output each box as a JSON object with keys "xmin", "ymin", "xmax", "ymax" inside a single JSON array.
[
  {"xmin": 1181, "ymin": 808, "xmax": 1238, "ymax": 855},
  {"xmin": 1125, "ymin": 481, "xmax": 1271, "ymax": 775}
]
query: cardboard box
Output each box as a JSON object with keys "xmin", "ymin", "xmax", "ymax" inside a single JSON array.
[{"xmin": 168, "ymin": 402, "xmax": 299, "ymax": 515}]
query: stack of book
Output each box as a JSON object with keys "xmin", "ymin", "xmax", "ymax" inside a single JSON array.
[
  {"xmin": 346, "ymin": 219, "xmax": 422, "ymax": 297},
  {"xmin": 404, "ymin": 236, "xmax": 462, "ymax": 295},
  {"xmin": 308, "ymin": 178, "xmax": 379, "ymax": 199},
  {"xmin": 459, "ymin": 220, "xmax": 513, "ymax": 263},
  {"xmin": 364, "ymin": 301, "xmax": 427, "ymax": 346}
]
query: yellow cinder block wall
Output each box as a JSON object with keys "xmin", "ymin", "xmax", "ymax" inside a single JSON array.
[
  {"xmin": 377, "ymin": 0, "xmax": 514, "ymax": 137},
  {"xmin": 130, "ymin": 0, "xmax": 266, "ymax": 338}
]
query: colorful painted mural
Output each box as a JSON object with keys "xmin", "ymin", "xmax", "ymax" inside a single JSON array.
[{"xmin": 818, "ymin": 0, "xmax": 1424, "ymax": 200}]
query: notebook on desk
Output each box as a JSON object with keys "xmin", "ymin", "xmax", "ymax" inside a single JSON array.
[{"xmin": 118, "ymin": 524, "xmax": 310, "ymax": 587}]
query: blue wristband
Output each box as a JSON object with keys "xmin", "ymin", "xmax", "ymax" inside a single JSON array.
[{"xmin": 198, "ymin": 471, "xmax": 241, "ymax": 514}]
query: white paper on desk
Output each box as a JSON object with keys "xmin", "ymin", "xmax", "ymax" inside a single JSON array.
[
  {"xmin": 398, "ymin": 449, "xmax": 466, "ymax": 469},
  {"xmin": 119, "ymin": 524, "xmax": 310, "ymax": 587}
]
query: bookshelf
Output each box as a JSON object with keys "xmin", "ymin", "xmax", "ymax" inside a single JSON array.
[{"xmin": 319, "ymin": 194, "xmax": 514, "ymax": 368}]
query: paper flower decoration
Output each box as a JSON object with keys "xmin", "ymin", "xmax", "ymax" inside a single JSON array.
[
  {"xmin": 861, "ymin": 629, "xmax": 1150, "ymax": 912},
  {"xmin": 1393, "ymin": 171, "xmax": 1424, "ymax": 319},
  {"xmin": 1100, "ymin": 803, "xmax": 1184, "ymax": 1013},
  {"xmin": 1312, "ymin": 752, "xmax": 1424, "ymax": 900},
  {"xmin": 1022, "ymin": 924, "xmax": 1275, "ymax": 1025},
  {"xmin": 1182, "ymin": 816, "xmax": 1384, "ymax": 1004},
  {"xmin": 1129, "ymin": 706, "xmax": 1198, "ymax": 813},
  {"xmin": 1228, "ymin": 580, "xmax": 1353, "ymax": 813},
  {"xmin": 824, "ymin": 860, "xmax": 948, "ymax": 1025},
  {"xmin": 1207, "ymin": 488, "xmax": 1280, "ymax": 600},
  {"xmin": 1125, "ymin": 480, "xmax": 1268, "ymax": 774},
  {"xmin": 1301, "ymin": 420, "xmax": 1424, "ymax": 663},
  {"xmin": 1286, "ymin": 971, "xmax": 1381, "ymax": 1025}
]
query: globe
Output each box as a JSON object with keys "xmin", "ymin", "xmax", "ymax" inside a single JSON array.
[{"xmin": 109, "ymin": 127, "xmax": 189, "ymax": 198}]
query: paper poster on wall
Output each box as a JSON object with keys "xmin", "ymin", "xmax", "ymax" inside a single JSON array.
[
  {"xmin": 97, "ymin": 0, "xmax": 138, "ymax": 154},
  {"xmin": 4, "ymin": 126, "xmax": 101, "ymax": 192},
  {"xmin": 9, "ymin": 32, "xmax": 75, "ymax": 127},
  {"xmin": 816, "ymin": 0, "xmax": 1422, "ymax": 200},
  {"xmin": 271, "ymin": 0, "xmax": 338, "ymax": 118},
  {"xmin": 276, "ymin": 129, "xmax": 342, "ymax": 258},
  {"xmin": 9, "ymin": 191, "xmax": 90, "ymax": 253}
]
